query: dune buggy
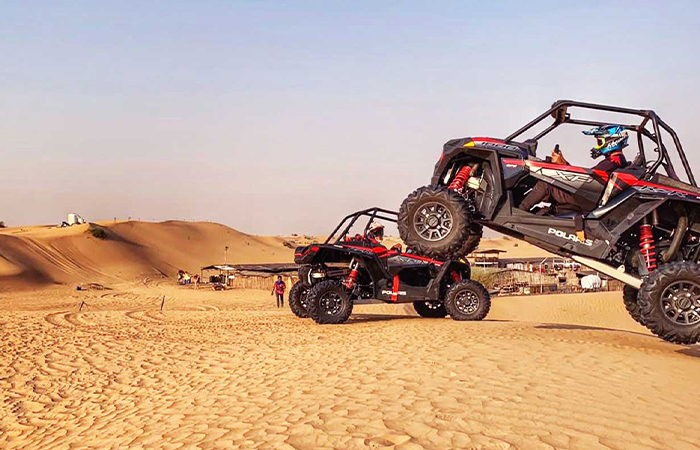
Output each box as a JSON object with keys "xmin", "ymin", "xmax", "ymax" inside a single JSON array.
[
  {"xmin": 291, "ymin": 207, "xmax": 490, "ymax": 324},
  {"xmin": 399, "ymin": 100, "xmax": 700, "ymax": 344}
]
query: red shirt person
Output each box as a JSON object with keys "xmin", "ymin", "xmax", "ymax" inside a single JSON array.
[{"xmin": 271, "ymin": 275, "xmax": 286, "ymax": 308}]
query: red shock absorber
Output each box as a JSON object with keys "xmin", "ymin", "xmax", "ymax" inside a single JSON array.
[
  {"xmin": 345, "ymin": 260, "xmax": 359, "ymax": 289},
  {"xmin": 448, "ymin": 165, "xmax": 472, "ymax": 190},
  {"xmin": 639, "ymin": 223, "xmax": 657, "ymax": 271},
  {"xmin": 450, "ymin": 270, "xmax": 462, "ymax": 282}
]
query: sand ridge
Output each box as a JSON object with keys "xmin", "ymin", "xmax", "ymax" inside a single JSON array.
[
  {"xmin": 1, "ymin": 283, "xmax": 699, "ymax": 450},
  {"xmin": 0, "ymin": 221, "xmax": 294, "ymax": 290}
]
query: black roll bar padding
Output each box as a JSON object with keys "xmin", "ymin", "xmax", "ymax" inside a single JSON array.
[
  {"xmin": 657, "ymin": 116, "xmax": 697, "ymax": 186},
  {"xmin": 363, "ymin": 209, "xmax": 379, "ymax": 237},
  {"xmin": 644, "ymin": 117, "xmax": 671, "ymax": 178},
  {"xmin": 532, "ymin": 122, "xmax": 559, "ymax": 141},
  {"xmin": 324, "ymin": 207, "xmax": 399, "ymax": 244},
  {"xmin": 504, "ymin": 100, "xmax": 696, "ymax": 187}
]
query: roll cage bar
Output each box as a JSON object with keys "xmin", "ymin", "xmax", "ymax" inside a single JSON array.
[
  {"xmin": 324, "ymin": 207, "xmax": 398, "ymax": 245},
  {"xmin": 504, "ymin": 100, "xmax": 696, "ymax": 187}
]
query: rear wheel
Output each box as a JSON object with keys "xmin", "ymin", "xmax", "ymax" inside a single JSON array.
[
  {"xmin": 413, "ymin": 301, "xmax": 447, "ymax": 318},
  {"xmin": 444, "ymin": 279, "xmax": 491, "ymax": 321},
  {"xmin": 622, "ymin": 285, "xmax": 645, "ymax": 326},
  {"xmin": 638, "ymin": 261, "xmax": 700, "ymax": 344},
  {"xmin": 307, "ymin": 280, "xmax": 354, "ymax": 324},
  {"xmin": 399, "ymin": 186, "xmax": 471, "ymax": 259},
  {"xmin": 289, "ymin": 281, "xmax": 310, "ymax": 318}
]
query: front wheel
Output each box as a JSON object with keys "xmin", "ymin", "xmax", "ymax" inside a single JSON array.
[
  {"xmin": 638, "ymin": 261, "xmax": 700, "ymax": 344},
  {"xmin": 307, "ymin": 280, "xmax": 354, "ymax": 324},
  {"xmin": 413, "ymin": 301, "xmax": 447, "ymax": 318},
  {"xmin": 444, "ymin": 279, "xmax": 491, "ymax": 321},
  {"xmin": 398, "ymin": 186, "xmax": 471, "ymax": 259},
  {"xmin": 289, "ymin": 281, "xmax": 310, "ymax": 318},
  {"xmin": 455, "ymin": 222, "xmax": 483, "ymax": 259}
]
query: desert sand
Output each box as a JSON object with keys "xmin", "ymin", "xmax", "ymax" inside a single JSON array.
[{"xmin": 1, "ymin": 222, "xmax": 699, "ymax": 450}]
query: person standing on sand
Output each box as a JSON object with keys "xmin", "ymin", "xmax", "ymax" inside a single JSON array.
[{"xmin": 271, "ymin": 275, "xmax": 286, "ymax": 308}]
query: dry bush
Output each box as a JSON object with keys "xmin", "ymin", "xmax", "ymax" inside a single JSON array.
[{"xmin": 470, "ymin": 268, "xmax": 498, "ymax": 289}]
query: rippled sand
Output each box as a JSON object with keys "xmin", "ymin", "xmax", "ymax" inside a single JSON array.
[{"xmin": 1, "ymin": 282, "xmax": 699, "ymax": 450}]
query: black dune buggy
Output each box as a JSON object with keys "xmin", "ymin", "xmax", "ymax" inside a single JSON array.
[
  {"xmin": 291, "ymin": 207, "xmax": 490, "ymax": 324},
  {"xmin": 399, "ymin": 100, "xmax": 700, "ymax": 344}
]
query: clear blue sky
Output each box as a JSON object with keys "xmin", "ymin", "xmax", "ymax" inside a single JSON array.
[{"xmin": 2, "ymin": 1, "xmax": 699, "ymax": 234}]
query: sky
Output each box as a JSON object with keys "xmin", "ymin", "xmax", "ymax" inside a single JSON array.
[{"xmin": 2, "ymin": 1, "xmax": 700, "ymax": 235}]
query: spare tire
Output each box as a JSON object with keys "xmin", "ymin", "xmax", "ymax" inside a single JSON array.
[{"xmin": 399, "ymin": 186, "xmax": 471, "ymax": 260}]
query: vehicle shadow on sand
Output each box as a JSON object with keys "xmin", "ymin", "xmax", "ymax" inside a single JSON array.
[
  {"xmin": 348, "ymin": 314, "xmax": 418, "ymax": 324},
  {"xmin": 676, "ymin": 346, "xmax": 700, "ymax": 359},
  {"xmin": 535, "ymin": 323, "xmax": 650, "ymax": 337}
]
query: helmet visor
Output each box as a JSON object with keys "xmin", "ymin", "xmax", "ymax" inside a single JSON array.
[{"xmin": 595, "ymin": 137, "xmax": 606, "ymax": 150}]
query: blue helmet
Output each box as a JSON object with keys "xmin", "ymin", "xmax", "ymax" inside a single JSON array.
[{"xmin": 583, "ymin": 125, "xmax": 629, "ymax": 159}]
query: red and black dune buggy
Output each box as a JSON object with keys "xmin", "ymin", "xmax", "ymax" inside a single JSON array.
[
  {"xmin": 399, "ymin": 100, "xmax": 700, "ymax": 344},
  {"xmin": 291, "ymin": 208, "xmax": 490, "ymax": 324}
]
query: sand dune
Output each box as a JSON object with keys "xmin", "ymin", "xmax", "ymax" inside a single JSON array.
[
  {"xmin": 0, "ymin": 221, "xmax": 293, "ymax": 290},
  {"xmin": 0, "ymin": 282, "xmax": 699, "ymax": 450},
  {"xmin": 1, "ymin": 223, "xmax": 699, "ymax": 449},
  {"xmin": 470, "ymin": 237, "xmax": 553, "ymax": 259}
]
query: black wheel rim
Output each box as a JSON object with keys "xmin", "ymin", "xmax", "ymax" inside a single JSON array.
[
  {"xmin": 661, "ymin": 281, "xmax": 700, "ymax": 326},
  {"xmin": 455, "ymin": 290, "xmax": 479, "ymax": 314},
  {"xmin": 413, "ymin": 202, "xmax": 453, "ymax": 242},
  {"xmin": 300, "ymin": 287, "xmax": 309, "ymax": 309},
  {"xmin": 319, "ymin": 291, "xmax": 343, "ymax": 316}
]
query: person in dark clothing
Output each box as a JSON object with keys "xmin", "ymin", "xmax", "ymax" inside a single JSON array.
[
  {"xmin": 519, "ymin": 125, "xmax": 629, "ymax": 213},
  {"xmin": 271, "ymin": 275, "xmax": 286, "ymax": 308}
]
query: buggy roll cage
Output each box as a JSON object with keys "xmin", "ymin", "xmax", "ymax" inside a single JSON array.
[
  {"xmin": 504, "ymin": 100, "xmax": 696, "ymax": 187},
  {"xmin": 324, "ymin": 207, "xmax": 398, "ymax": 245}
]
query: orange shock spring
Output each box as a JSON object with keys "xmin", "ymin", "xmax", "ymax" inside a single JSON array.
[
  {"xmin": 448, "ymin": 166, "xmax": 472, "ymax": 190},
  {"xmin": 639, "ymin": 224, "xmax": 657, "ymax": 271}
]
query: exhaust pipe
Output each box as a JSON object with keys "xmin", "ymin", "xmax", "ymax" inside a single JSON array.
[
  {"xmin": 662, "ymin": 206, "xmax": 688, "ymax": 263},
  {"xmin": 571, "ymin": 255, "xmax": 642, "ymax": 289}
]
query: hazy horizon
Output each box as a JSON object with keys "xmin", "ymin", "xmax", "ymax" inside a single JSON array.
[{"xmin": 3, "ymin": 1, "xmax": 700, "ymax": 235}]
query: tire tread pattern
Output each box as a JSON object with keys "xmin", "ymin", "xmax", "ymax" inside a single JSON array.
[
  {"xmin": 306, "ymin": 280, "xmax": 354, "ymax": 324},
  {"xmin": 622, "ymin": 285, "xmax": 645, "ymax": 326},
  {"xmin": 638, "ymin": 261, "xmax": 700, "ymax": 345},
  {"xmin": 398, "ymin": 186, "xmax": 471, "ymax": 259},
  {"xmin": 289, "ymin": 281, "xmax": 310, "ymax": 318},
  {"xmin": 444, "ymin": 279, "xmax": 491, "ymax": 321}
]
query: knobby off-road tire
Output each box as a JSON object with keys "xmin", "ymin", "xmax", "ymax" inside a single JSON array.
[
  {"xmin": 444, "ymin": 279, "xmax": 491, "ymax": 321},
  {"xmin": 622, "ymin": 285, "xmax": 645, "ymax": 326},
  {"xmin": 413, "ymin": 301, "xmax": 448, "ymax": 318},
  {"xmin": 289, "ymin": 281, "xmax": 310, "ymax": 318},
  {"xmin": 399, "ymin": 186, "xmax": 471, "ymax": 260},
  {"xmin": 638, "ymin": 261, "xmax": 700, "ymax": 345},
  {"xmin": 307, "ymin": 280, "xmax": 354, "ymax": 324},
  {"xmin": 455, "ymin": 222, "xmax": 483, "ymax": 259}
]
